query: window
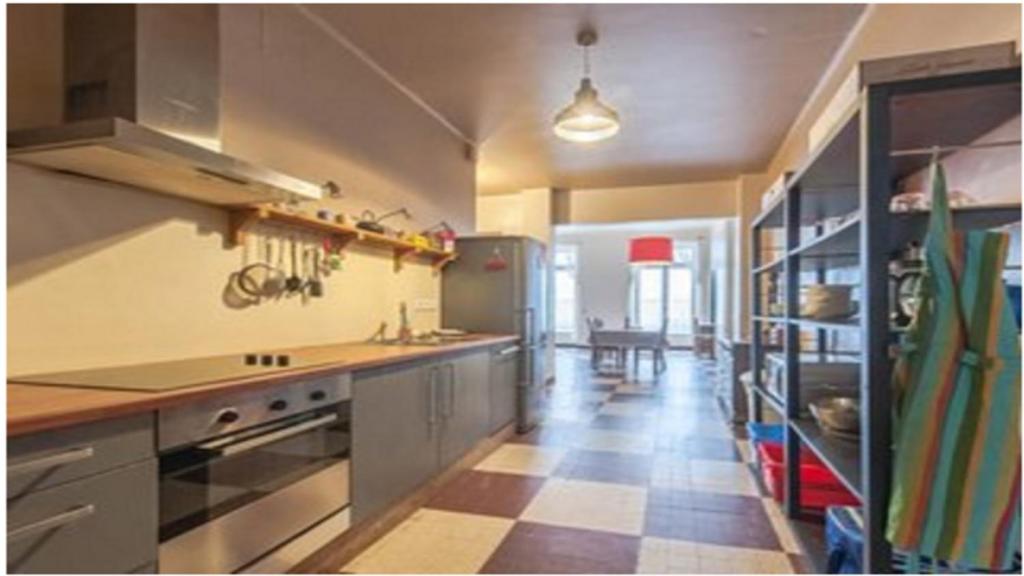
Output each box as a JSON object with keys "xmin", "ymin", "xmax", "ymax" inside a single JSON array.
[
  {"xmin": 635, "ymin": 266, "xmax": 665, "ymax": 330},
  {"xmin": 630, "ymin": 242, "xmax": 697, "ymax": 336},
  {"xmin": 554, "ymin": 244, "xmax": 579, "ymax": 337}
]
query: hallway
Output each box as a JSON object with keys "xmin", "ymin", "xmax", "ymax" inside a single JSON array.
[{"xmin": 342, "ymin": 350, "xmax": 811, "ymax": 574}]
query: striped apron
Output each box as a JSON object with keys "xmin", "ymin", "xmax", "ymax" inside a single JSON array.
[{"xmin": 887, "ymin": 161, "xmax": 1021, "ymax": 572}]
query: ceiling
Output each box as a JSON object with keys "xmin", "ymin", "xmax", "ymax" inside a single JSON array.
[
  {"xmin": 305, "ymin": 4, "xmax": 865, "ymax": 195},
  {"xmin": 557, "ymin": 217, "xmax": 728, "ymax": 236}
]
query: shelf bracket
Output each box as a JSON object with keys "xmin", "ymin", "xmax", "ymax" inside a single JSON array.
[
  {"xmin": 228, "ymin": 208, "xmax": 265, "ymax": 248},
  {"xmin": 431, "ymin": 253, "xmax": 457, "ymax": 275},
  {"xmin": 393, "ymin": 247, "xmax": 417, "ymax": 272},
  {"xmin": 330, "ymin": 233, "xmax": 357, "ymax": 259}
]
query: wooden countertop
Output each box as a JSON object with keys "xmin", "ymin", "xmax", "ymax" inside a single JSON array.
[{"xmin": 8, "ymin": 335, "xmax": 518, "ymax": 437}]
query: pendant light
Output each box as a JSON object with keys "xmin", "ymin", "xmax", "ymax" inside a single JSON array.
[
  {"xmin": 629, "ymin": 237, "xmax": 673, "ymax": 266},
  {"xmin": 553, "ymin": 29, "xmax": 621, "ymax": 143}
]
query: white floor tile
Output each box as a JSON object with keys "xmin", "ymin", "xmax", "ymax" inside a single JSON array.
[
  {"xmin": 473, "ymin": 444, "xmax": 568, "ymax": 477},
  {"xmin": 520, "ymin": 478, "xmax": 648, "ymax": 536},
  {"xmin": 342, "ymin": 509, "xmax": 513, "ymax": 574}
]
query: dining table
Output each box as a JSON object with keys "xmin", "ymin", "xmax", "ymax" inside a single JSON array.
[{"xmin": 590, "ymin": 327, "xmax": 665, "ymax": 375}]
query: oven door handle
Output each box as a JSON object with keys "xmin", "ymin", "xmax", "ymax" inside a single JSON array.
[{"xmin": 197, "ymin": 413, "xmax": 339, "ymax": 457}]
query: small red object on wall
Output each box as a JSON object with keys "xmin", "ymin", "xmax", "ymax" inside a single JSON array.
[
  {"xmin": 485, "ymin": 248, "xmax": 509, "ymax": 271},
  {"xmin": 628, "ymin": 236, "xmax": 673, "ymax": 265}
]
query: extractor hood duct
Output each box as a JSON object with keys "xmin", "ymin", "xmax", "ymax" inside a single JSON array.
[{"xmin": 8, "ymin": 4, "xmax": 322, "ymax": 205}]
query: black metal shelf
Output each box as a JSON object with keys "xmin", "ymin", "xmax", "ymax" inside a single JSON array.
[
  {"xmin": 891, "ymin": 204, "xmax": 1023, "ymax": 248},
  {"xmin": 748, "ymin": 382, "xmax": 785, "ymax": 415},
  {"xmin": 789, "ymin": 418, "xmax": 863, "ymax": 500},
  {"xmin": 782, "ymin": 67, "xmax": 1021, "ymax": 232},
  {"xmin": 752, "ymin": 193, "xmax": 786, "ymax": 229},
  {"xmin": 752, "ymin": 315, "xmax": 787, "ymax": 323},
  {"xmin": 790, "ymin": 317, "xmax": 860, "ymax": 332},
  {"xmin": 748, "ymin": 66, "xmax": 1021, "ymax": 573},
  {"xmin": 752, "ymin": 255, "xmax": 786, "ymax": 275},
  {"xmin": 767, "ymin": 350, "xmax": 862, "ymax": 364},
  {"xmin": 791, "ymin": 215, "xmax": 861, "ymax": 259},
  {"xmin": 789, "ymin": 205, "xmax": 1021, "ymax": 272},
  {"xmin": 788, "ymin": 103, "xmax": 862, "ymax": 225}
]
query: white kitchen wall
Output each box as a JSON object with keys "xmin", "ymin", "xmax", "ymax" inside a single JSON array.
[{"xmin": 7, "ymin": 5, "xmax": 475, "ymax": 375}]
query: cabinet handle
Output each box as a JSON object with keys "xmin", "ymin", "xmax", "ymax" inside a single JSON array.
[
  {"xmin": 427, "ymin": 366, "xmax": 439, "ymax": 430},
  {"xmin": 8, "ymin": 446, "xmax": 95, "ymax": 477},
  {"xmin": 8, "ymin": 504, "xmax": 95, "ymax": 541},
  {"xmin": 444, "ymin": 363, "xmax": 456, "ymax": 418},
  {"xmin": 498, "ymin": 346, "xmax": 521, "ymax": 357}
]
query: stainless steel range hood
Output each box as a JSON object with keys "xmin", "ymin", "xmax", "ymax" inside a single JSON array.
[{"xmin": 8, "ymin": 5, "xmax": 322, "ymax": 205}]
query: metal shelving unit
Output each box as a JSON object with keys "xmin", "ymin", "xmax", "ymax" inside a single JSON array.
[{"xmin": 749, "ymin": 66, "xmax": 1021, "ymax": 573}]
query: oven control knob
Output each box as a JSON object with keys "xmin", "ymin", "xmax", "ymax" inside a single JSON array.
[
  {"xmin": 309, "ymin": 390, "xmax": 327, "ymax": 402},
  {"xmin": 215, "ymin": 409, "xmax": 240, "ymax": 424},
  {"xmin": 269, "ymin": 399, "xmax": 288, "ymax": 412}
]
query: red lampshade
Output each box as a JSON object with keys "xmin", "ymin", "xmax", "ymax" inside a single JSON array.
[{"xmin": 629, "ymin": 236, "xmax": 673, "ymax": 265}]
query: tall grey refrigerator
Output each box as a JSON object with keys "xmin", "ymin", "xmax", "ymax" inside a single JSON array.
[{"xmin": 441, "ymin": 236, "xmax": 548, "ymax": 433}]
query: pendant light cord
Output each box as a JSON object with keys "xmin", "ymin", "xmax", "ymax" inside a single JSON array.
[{"xmin": 583, "ymin": 44, "xmax": 591, "ymax": 78}]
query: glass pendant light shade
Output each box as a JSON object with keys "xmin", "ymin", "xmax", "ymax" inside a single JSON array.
[
  {"xmin": 553, "ymin": 78, "xmax": 621, "ymax": 143},
  {"xmin": 553, "ymin": 29, "xmax": 620, "ymax": 143}
]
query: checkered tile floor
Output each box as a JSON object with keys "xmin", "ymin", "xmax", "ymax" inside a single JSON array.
[{"xmin": 343, "ymin": 350, "xmax": 810, "ymax": 574}]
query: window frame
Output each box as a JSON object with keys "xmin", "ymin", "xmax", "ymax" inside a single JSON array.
[{"xmin": 553, "ymin": 243, "xmax": 580, "ymax": 339}]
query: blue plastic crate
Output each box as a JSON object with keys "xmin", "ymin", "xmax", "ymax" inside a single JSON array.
[
  {"xmin": 825, "ymin": 506, "xmax": 1022, "ymax": 574},
  {"xmin": 826, "ymin": 506, "xmax": 863, "ymax": 574},
  {"xmin": 746, "ymin": 422, "xmax": 784, "ymax": 445},
  {"xmin": 746, "ymin": 422, "xmax": 784, "ymax": 470}
]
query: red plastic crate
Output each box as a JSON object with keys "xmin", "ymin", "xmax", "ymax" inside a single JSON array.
[{"xmin": 757, "ymin": 441, "xmax": 860, "ymax": 510}]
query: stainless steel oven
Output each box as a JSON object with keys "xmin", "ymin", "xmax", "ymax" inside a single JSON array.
[{"xmin": 157, "ymin": 374, "xmax": 351, "ymax": 574}]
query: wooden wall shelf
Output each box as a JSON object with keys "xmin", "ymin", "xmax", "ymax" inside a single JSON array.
[{"xmin": 229, "ymin": 206, "xmax": 457, "ymax": 272}]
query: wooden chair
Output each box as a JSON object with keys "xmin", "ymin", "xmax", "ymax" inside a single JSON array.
[
  {"xmin": 634, "ymin": 319, "xmax": 670, "ymax": 376},
  {"xmin": 693, "ymin": 319, "xmax": 716, "ymax": 359},
  {"xmin": 587, "ymin": 317, "xmax": 618, "ymax": 370}
]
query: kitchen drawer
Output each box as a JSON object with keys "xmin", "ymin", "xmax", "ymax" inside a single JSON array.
[
  {"xmin": 8, "ymin": 459, "xmax": 158, "ymax": 574},
  {"xmin": 8, "ymin": 413, "xmax": 154, "ymax": 498}
]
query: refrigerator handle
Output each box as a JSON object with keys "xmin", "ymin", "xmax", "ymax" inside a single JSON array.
[{"xmin": 521, "ymin": 307, "xmax": 535, "ymax": 346}]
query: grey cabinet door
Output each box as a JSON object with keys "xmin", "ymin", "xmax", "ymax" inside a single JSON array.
[
  {"xmin": 8, "ymin": 459, "xmax": 157, "ymax": 574},
  {"xmin": 351, "ymin": 362, "xmax": 439, "ymax": 523},
  {"xmin": 8, "ymin": 413, "xmax": 154, "ymax": 499},
  {"xmin": 489, "ymin": 346, "xmax": 519, "ymax": 434},
  {"xmin": 439, "ymin": 351, "xmax": 491, "ymax": 468}
]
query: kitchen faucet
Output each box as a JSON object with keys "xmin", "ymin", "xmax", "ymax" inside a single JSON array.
[{"xmin": 397, "ymin": 302, "xmax": 413, "ymax": 344}]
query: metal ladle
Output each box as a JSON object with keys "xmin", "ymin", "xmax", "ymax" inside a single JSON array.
[
  {"xmin": 308, "ymin": 246, "xmax": 324, "ymax": 298},
  {"xmin": 285, "ymin": 235, "xmax": 303, "ymax": 293}
]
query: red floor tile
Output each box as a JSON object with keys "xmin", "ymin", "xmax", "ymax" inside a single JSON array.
[
  {"xmin": 644, "ymin": 488, "xmax": 783, "ymax": 550},
  {"xmin": 481, "ymin": 522, "xmax": 640, "ymax": 574},
  {"xmin": 426, "ymin": 470, "xmax": 547, "ymax": 519}
]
